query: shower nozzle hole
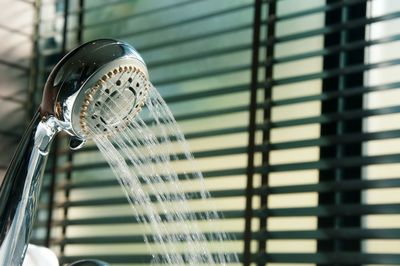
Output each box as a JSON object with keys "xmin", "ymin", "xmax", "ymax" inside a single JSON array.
[
  {"xmin": 116, "ymin": 80, "xmax": 121, "ymax": 86},
  {"xmin": 105, "ymin": 88, "xmax": 110, "ymax": 94},
  {"xmin": 95, "ymin": 101, "xmax": 101, "ymax": 107},
  {"xmin": 110, "ymin": 90, "xmax": 119, "ymax": 99},
  {"xmin": 91, "ymin": 115, "xmax": 98, "ymax": 120},
  {"xmin": 128, "ymin": 87, "xmax": 136, "ymax": 95},
  {"xmin": 128, "ymin": 78, "xmax": 133, "ymax": 83},
  {"xmin": 96, "ymin": 124, "xmax": 100, "ymax": 128},
  {"xmin": 100, "ymin": 116, "xmax": 107, "ymax": 125},
  {"xmin": 136, "ymin": 82, "xmax": 140, "ymax": 87}
]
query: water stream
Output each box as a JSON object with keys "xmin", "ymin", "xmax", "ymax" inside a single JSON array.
[{"xmin": 85, "ymin": 77, "xmax": 239, "ymax": 265}]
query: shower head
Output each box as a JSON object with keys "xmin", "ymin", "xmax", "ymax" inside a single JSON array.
[
  {"xmin": 41, "ymin": 39, "xmax": 149, "ymax": 141},
  {"xmin": 0, "ymin": 39, "xmax": 149, "ymax": 265}
]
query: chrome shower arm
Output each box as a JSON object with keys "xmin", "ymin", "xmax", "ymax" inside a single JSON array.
[{"xmin": 0, "ymin": 110, "xmax": 59, "ymax": 265}]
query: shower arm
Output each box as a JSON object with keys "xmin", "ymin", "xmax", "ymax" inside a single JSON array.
[{"xmin": 0, "ymin": 110, "xmax": 60, "ymax": 265}]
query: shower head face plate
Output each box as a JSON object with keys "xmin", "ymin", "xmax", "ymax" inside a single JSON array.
[{"xmin": 78, "ymin": 65, "xmax": 149, "ymax": 137}]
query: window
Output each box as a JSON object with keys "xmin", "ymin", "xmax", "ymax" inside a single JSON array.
[{"xmin": 29, "ymin": 1, "xmax": 400, "ymax": 265}]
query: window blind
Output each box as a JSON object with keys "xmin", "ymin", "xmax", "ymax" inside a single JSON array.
[{"xmin": 30, "ymin": 0, "xmax": 400, "ymax": 265}]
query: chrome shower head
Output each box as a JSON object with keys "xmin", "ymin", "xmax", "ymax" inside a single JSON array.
[
  {"xmin": 41, "ymin": 38, "xmax": 149, "ymax": 140},
  {"xmin": 0, "ymin": 39, "xmax": 149, "ymax": 265}
]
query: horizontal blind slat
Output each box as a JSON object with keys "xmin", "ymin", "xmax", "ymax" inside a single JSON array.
[
  {"xmin": 59, "ymin": 253, "xmax": 400, "ymax": 264},
  {"xmin": 44, "ymin": 177, "xmax": 400, "ymax": 202},
  {"xmin": 51, "ymin": 228, "xmax": 400, "ymax": 245},
  {"xmin": 61, "ymin": 128, "xmax": 400, "ymax": 156},
  {"xmin": 54, "ymin": 153, "xmax": 400, "ymax": 174},
  {"xmin": 257, "ymin": 253, "xmax": 400, "ymax": 264},
  {"xmin": 43, "ymin": 203, "xmax": 399, "ymax": 227}
]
